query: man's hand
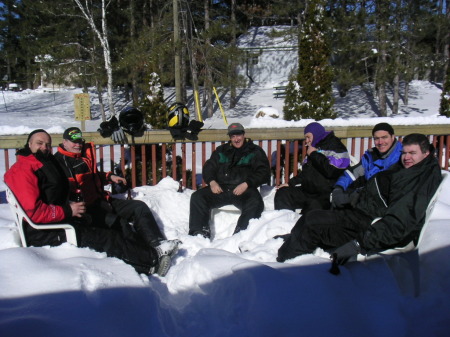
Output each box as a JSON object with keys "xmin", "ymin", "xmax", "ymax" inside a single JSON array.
[
  {"xmin": 277, "ymin": 183, "xmax": 289, "ymax": 189},
  {"xmin": 306, "ymin": 145, "xmax": 317, "ymax": 156},
  {"xmin": 70, "ymin": 201, "xmax": 86, "ymax": 218},
  {"xmin": 209, "ymin": 180, "xmax": 223, "ymax": 194},
  {"xmin": 233, "ymin": 182, "xmax": 248, "ymax": 196},
  {"xmin": 111, "ymin": 175, "xmax": 127, "ymax": 185},
  {"xmin": 331, "ymin": 187, "xmax": 350, "ymax": 208}
]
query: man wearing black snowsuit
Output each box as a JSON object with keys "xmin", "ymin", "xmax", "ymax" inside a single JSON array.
[
  {"xmin": 189, "ymin": 123, "xmax": 271, "ymax": 239},
  {"xmin": 5, "ymin": 129, "xmax": 170, "ymax": 276},
  {"xmin": 274, "ymin": 122, "xmax": 350, "ymax": 213},
  {"xmin": 277, "ymin": 133, "xmax": 442, "ymax": 264}
]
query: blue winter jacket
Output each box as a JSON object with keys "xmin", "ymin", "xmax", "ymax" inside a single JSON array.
[{"xmin": 335, "ymin": 140, "xmax": 403, "ymax": 191}]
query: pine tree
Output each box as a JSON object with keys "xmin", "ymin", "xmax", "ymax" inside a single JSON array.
[
  {"xmin": 440, "ymin": 58, "xmax": 450, "ymax": 117},
  {"xmin": 139, "ymin": 73, "xmax": 168, "ymax": 129},
  {"xmin": 283, "ymin": 0, "xmax": 335, "ymax": 121}
]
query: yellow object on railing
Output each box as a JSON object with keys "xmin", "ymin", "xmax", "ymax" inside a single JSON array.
[
  {"xmin": 194, "ymin": 90, "xmax": 202, "ymax": 122},
  {"xmin": 213, "ymin": 87, "xmax": 228, "ymax": 125}
]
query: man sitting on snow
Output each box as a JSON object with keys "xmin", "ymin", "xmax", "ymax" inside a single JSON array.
[
  {"xmin": 276, "ymin": 133, "xmax": 442, "ymax": 265},
  {"xmin": 188, "ymin": 123, "xmax": 271, "ymax": 239},
  {"xmin": 5, "ymin": 129, "xmax": 172, "ymax": 276}
]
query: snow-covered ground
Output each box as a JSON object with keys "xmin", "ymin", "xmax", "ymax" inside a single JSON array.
[
  {"xmin": 1, "ymin": 25, "xmax": 450, "ymax": 337},
  {"xmin": 1, "ymin": 80, "xmax": 450, "ymax": 337}
]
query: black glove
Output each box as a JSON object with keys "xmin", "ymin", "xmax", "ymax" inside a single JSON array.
[
  {"xmin": 185, "ymin": 120, "xmax": 204, "ymax": 141},
  {"xmin": 98, "ymin": 116, "xmax": 120, "ymax": 138},
  {"xmin": 349, "ymin": 189, "xmax": 361, "ymax": 207},
  {"xmin": 98, "ymin": 116, "xmax": 126, "ymax": 143},
  {"xmin": 334, "ymin": 240, "xmax": 361, "ymax": 265},
  {"xmin": 331, "ymin": 186, "xmax": 350, "ymax": 208},
  {"xmin": 329, "ymin": 240, "xmax": 362, "ymax": 275}
]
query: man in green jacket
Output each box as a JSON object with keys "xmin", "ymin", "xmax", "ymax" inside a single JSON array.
[{"xmin": 189, "ymin": 123, "xmax": 271, "ymax": 239}]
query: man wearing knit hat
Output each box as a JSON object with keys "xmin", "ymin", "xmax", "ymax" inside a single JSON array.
[
  {"xmin": 274, "ymin": 122, "xmax": 350, "ymax": 213},
  {"xmin": 331, "ymin": 122, "xmax": 402, "ymax": 209}
]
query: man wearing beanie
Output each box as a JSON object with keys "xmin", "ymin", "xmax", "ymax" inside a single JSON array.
[
  {"xmin": 331, "ymin": 122, "xmax": 402, "ymax": 209},
  {"xmin": 5, "ymin": 129, "xmax": 172, "ymax": 276},
  {"xmin": 189, "ymin": 123, "xmax": 270, "ymax": 239},
  {"xmin": 274, "ymin": 122, "xmax": 350, "ymax": 213}
]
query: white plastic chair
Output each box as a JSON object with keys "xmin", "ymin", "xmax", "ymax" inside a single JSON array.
[
  {"xmin": 5, "ymin": 185, "xmax": 78, "ymax": 247},
  {"xmin": 353, "ymin": 171, "xmax": 448, "ymax": 296},
  {"xmin": 357, "ymin": 171, "xmax": 448, "ymax": 261}
]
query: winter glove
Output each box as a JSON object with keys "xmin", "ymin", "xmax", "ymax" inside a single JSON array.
[
  {"xmin": 185, "ymin": 120, "xmax": 204, "ymax": 141},
  {"xmin": 331, "ymin": 186, "xmax": 350, "ymax": 208},
  {"xmin": 98, "ymin": 116, "xmax": 127, "ymax": 143},
  {"xmin": 329, "ymin": 240, "xmax": 361, "ymax": 275},
  {"xmin": 98, "ymin": 116, "xmax": 120, "ymax": 138},
  {"xmin": 111, "ymin": 127, "xmax": 126, "ymax": 143},
  {"xmin": 349, "ymin": 189, "xmax": 361, "ymax": 207}
]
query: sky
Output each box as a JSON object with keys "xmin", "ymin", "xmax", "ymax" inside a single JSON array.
[{"xmin": 1, "ymin": 25, "xmax": 450, "ymax": 337}]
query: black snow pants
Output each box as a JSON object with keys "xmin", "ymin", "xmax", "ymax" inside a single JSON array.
[
  {"xmin": 277, "ymin": 208, "xmax": 372, "ymax": 262},
  {"xmin": 189, "ymin": 186, "xmax": 264, "ymax": 234}
]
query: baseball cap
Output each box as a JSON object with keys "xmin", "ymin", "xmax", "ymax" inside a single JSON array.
[
  {"xmin": 227, "ymin": 123, "xmax": 245, "ymax": 135},
  {"xmin": 63, "ymin": 127, "xmax": 85, "ymax": 143}
]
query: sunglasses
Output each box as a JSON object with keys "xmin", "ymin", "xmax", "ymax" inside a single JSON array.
[{"xmin": 68, "ymin": 130, "xmax": 84, "ymax": 142}]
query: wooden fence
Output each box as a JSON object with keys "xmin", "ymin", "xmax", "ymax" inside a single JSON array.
[{"xmin": 1, "ymin": 125, "xmax": 449, "ymax": 190}]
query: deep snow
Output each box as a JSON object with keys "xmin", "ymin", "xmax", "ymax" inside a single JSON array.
[{"xmin": 1, "ymin": 24, "xmax": 450, "ymax": 337}]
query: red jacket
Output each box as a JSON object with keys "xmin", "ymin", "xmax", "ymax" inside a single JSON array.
[
  {"xmin": 55, "ymin": 142, "xmax": 113, "ymax": 206},
  {"xmin": 4, "ymin": 150, "xmax": 72, "ymax": 223}
]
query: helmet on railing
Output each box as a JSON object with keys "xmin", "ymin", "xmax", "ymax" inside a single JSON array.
[
  {"xmin": 167, "ymin": 102, "xmax": 190, "ymax": 129},
  {"xmin": 119, "ymin": 107, "xmax": 144, "ymax": 136}
]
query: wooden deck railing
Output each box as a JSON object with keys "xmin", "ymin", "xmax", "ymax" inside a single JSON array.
[{"xmin": 1, "ymin": 125, "xmax": 449, "ymax": 190}]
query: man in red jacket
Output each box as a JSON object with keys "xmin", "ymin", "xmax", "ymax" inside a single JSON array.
[
  {"xmin": 55, "ymin": 127, "xmax": 180, "ymax": 259},
  {"xmin": 5, "ymin": 129, "xmax": 171, "ymax": 276}
]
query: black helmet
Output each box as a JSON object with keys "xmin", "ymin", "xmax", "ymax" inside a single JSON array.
[
  {"xmin": 167, "ymin": 102, "xmax": 189, "ymax": 129},
  {"xmin": 119, "ymin": 107, "xmax": 144, "ymax": 136}
]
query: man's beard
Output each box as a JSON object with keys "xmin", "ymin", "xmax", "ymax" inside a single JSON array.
[{"xmin": 34, "ymin": 149, "xmax": 51, "ymax": 161}]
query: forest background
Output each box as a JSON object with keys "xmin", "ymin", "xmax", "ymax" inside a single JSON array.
[{"xmin": 1, "ymin": 0, "xmax": 449, "ymax": 124}]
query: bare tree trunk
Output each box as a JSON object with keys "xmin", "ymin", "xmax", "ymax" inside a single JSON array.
[
  {"xmin": 376, "ymin": 1, "xmax": 388, "ymax": 116},
  {"xmin": 204, "ymin": 0, "xmax": 213, "ymax": 118},
  {"xmin": 404, "ymin": 81, "xmax": 409, "ymax": 106},
  {"xmin": 229, "ymin": 0, "xmax": 237, "ymax": 108},
  {"xmin": 392, "ymin": 70, "xmax": 399, "ymax": 114},
  {"xmin": 73, "ymin": 0, "xmax": 116, "ymax": 117},
  {"xmin": 96, "ymin": 79, "xmax": 106, "ymax": 121},
  {"xmin": 187, "ymin": 11, "xmax": 200, "ymax": 117},
  {"xmin": 443, "ymin": 0, "xmax": 450, "ymax": 79},
  {"xmin": 173, "ymin": 0, "xmax": 182, "ymax": 102},
  {"xmin": 129, "ymin": 0, "xmax": 139, "ymax": 105}
]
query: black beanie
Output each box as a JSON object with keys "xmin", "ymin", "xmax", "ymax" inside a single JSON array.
[
  {"xmin": 372, "ymin": 123, "xmax": 394, "ymax": 136},
  {"xmin": 25, "ymin": 129, "xmax": 50, "ymax": 148}
]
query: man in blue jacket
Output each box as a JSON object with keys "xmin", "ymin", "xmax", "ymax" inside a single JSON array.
[
  {"xmin": 331, "ymin": 123, "xmax": 403, "ymax": 208},
  {"xmin": 189, "ymin": 123, "xmax": 271, "ymax": 239}
]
